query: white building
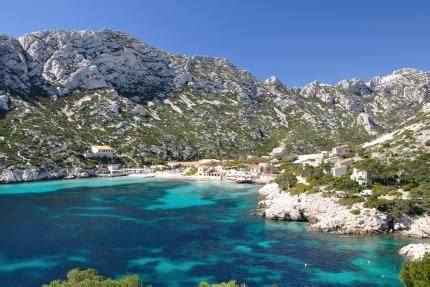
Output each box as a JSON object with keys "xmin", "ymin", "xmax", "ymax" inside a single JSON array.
[
  {"xmin": 337, "ymin": 158, "xmax": 353, "ymax": 167},
  {"xmin": 332, "ymin": 165, "xmax": 347, "ymax": 177},
  {"xmin": 332, "ymin": 145, "xmax": 351, "ymax": 156},
  {"xmin": 89, "ymin": 145, "xmax": 114, "ymax": 158},
  {"xmin": 350, "ymin": 168, "xmax": 370, "ymax": 186}
]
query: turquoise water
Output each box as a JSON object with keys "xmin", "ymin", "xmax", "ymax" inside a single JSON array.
[{"xmin": 0, "ymin": 178, "xmax": 427, "ymax": 286}]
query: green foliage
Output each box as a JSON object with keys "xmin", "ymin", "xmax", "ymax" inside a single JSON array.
[
  {"xmin": 372, "ymin": 184, "xmax": 396, "ymax": 196},
  {"xmin": 275, "ymin": 169, "xmax": 298, "ymax": 191},
  {"xmin": 338, "ymin": 196, "xmax": 365, "ymax": 206},
  {"xmin": 350, "ymin": 208, "xmax": 361, "ymax": 215},
  {"xmin": 42, "ymin": 268, "xmax": 147, "ymax": 287},
  {"xmin": 289, "ymin": 183, "xmax": 318, "ymax": 195},
  {"xmin": 332, "ymin": 177, "xmax": 363, "ymax": 194},
  {"xmin": 185, "ymin": 168, "xmax": 198, "ymax": 176},
  {"xmin": 400, "ymin": 254, "xmax": 430, "ymax": 287}
]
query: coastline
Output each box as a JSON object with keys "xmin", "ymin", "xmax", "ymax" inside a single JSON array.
[{"xmin": 258, "ymin": 183, "xmax": 430, "ymax": 239}]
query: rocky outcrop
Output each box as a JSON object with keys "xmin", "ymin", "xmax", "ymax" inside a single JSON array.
[
  {"xmin": 395, "ymin": 214, "xmax": 430, "ymax": 238},
  {"xmin": 399, "ymin": 244, "xmax": 430, "ymax": 261},
  {"xmin": 336, "ymin": 78, "xmax": 372, "ymax": 95},
  {"xmin": 0, "ymin": 167, "xmax": 65, "ymax": 183},
  {"xmin": 18, "ymin": 29, "xmax": 177, "ymax": 97},
  {"xmin": 0, "ymin": 34, "xmax": 30, "ymax": 93},
  {"xmin": 258, "ymin": 183, "xmax": 430, "ymax": 237},
  {"xmin": 0, "ymin": 90, "xmax": 11, "ymax": 111},
  {"xmin": 258, "ymin": 183, "xmax": 391, "ymax": 234},
  {"xmin": 0, "ymin": 167, "xmax": 95, "ymax": 183}
]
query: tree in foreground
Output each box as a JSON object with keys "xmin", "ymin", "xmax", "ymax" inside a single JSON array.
[
  {"xmin": 42, "ymin": 268, "xmax": 147, "ymax": 287},
  {"xmin": 43, "ymin": 268, "xmax": 250, "ymax": 287},
  {"xmin": 400, "ymin": 254, "xmax": 430, "ymax": 287}
]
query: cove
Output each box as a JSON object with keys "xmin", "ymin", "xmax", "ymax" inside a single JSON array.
[{"xmin": 0, "ymin": 178, "xmax": 426, "ymax": 287}]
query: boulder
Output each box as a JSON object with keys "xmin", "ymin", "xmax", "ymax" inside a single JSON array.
[{"xmin": 399, "ymin": 244, "xmax": 430, "ymax": 261}]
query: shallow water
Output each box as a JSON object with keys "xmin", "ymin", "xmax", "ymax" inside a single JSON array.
[{"xmin": 0, "ymin": 178, "xmax": 427, "ymax": 286}]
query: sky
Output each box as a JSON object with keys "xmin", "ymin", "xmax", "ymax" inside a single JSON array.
[{"xmin": 1, "ymin": 0, "xmax": 429, "ymax": 86}]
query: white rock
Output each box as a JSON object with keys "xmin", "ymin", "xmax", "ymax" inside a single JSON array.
[
  {"xmin": 0, "ymin": 90, "xmax": 11, "ymax": 111},
  {"xmin": 258, "ymin": 183, "xmax": 391, "ymax": 234},
  {"xmin": 399, "ymin": 244, "xmax": 430, "ymax": 261}
]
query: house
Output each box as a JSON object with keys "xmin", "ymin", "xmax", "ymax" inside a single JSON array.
[
  {"xmin": 325, "ymin": 156, "xmax": 340, "ymax": 165},
  {"xmin": 361, "ymin": 189, "xmax": 373, "ymax": 197},
  {"xmin": 87, "ymin": 145, "xmax": 114, "ymax": 158},
  {"xmin": 332, "ymin": 145, "xmax": 351, "ymax": 156},
  {"xmin": 350, "ymin": 168, "xmax": 370, "ymax": 186},
  {"xmin": 197, "ymin": 166, "xmax": 208, "ymax": 176},
  {"xmin": 332, "ymin": 165, "xmax": 347, "ymax": 177},
  {"xmin": 215, "ymin": 165, "xmax": 225, "ymax": 171},
  {"xmin": 207, "ymin": 170, "xmax": 225, "ymax": 178},
  {"xmin": 337, "ymin": 158, "xmax": 353, "ymax": 167},
  {"xmin": 247, "ymin": 164, "xmax": 260, "ymax": 173}
]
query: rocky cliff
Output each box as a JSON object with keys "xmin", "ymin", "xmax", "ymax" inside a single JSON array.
[
  {"xmin": 258, "ymin": 183, "xmax": 430, "ymax": 237},
  {"xmin": 0, "ymin": 29, "xmax": 429, "ymax": 182}
]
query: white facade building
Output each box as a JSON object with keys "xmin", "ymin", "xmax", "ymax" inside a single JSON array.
[
  {"xmin": 332, "ymin": 165, "xmax": 347, "ymax": 177},
  {"xmin": 350, "ymin": 168, "xmax": 370, "ymax": 186}
]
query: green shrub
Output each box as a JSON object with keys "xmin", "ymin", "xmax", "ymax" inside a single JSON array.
[
  {"xmin": 42, "ymin": 268, "xmax": 146, "ymax": 287},
  {"xmin": 372, "ymin": 184, "xmax": 396, "ymax": 196},
  {"xmin": 350, "ymin": 209, "xmax": 361, "ymax": 215},
  {"xmin": 338, "ymin": 196, "xmax": 365, "ymax": 206},
  {"xmin": 400, "ymin": 254, "xmax": 430, "ymax": 287},
  {"xmin": 186, "ymin": 168, "xmax": 198, "ymax": 176}
]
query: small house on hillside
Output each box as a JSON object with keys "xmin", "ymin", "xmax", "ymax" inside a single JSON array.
[
  {"xmin": 337, "ymin": 158, "xmax": 353, "ymax": 167},
  {"xmin": 332, "ymin": 145, "xmax": 351, "ymax": 156},
  {"xmin": 332, "ymin": 165, "xmax": 347, "ymax": 177},
  {"xmin": 350, "ymin": 168, "xmax": 370, "ymax": 186},
  {"xmin": 86, "ymin": 145, "xmax": 115, "ymax": 158}
]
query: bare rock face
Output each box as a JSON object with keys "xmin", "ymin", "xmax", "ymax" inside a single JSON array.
[
  {"xmin": 18, "ymin": 29, "xmax": 179, "ymax": 97},
  {"xmin": 0, "ymin": 167, "xmax": 65, "ymax": 183},
  {"xmin": 399, "ymin": 244, "xmax": 430, "ymax": 261},
  {"xmin": 395, "ymin": 214, "xmax": 430, "ymax": 238},
  {"xmin": 0, "ymin": 90, "xmax": 11, "ymax": 111},
  {"xmin": 258, "ymin": 183, "xmax": 391, "ymax": 234},
  {"xmin": 0, "ymin": 34, "xmax": 30, "ymax": 93},
  {"xmin": 357, "ymin": 112, "xmax": 378, "ymax": 135},
  {"xmin": 336, "ymin": 78, "xmax": 372, "ymax": 95}
]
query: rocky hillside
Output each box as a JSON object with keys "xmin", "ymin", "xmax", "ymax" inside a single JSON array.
[
  {"xmin": 362, "ymin": 102, "xmax": 430, "ymax": 159},
  {"xmin": 0, "ymin": 29, "xmax": 429, "ymax": 179}
]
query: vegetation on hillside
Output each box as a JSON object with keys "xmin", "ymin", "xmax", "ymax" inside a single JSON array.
[{"xmin": 400, "ymin": 254, "xmax": 430, "ymax": 287}]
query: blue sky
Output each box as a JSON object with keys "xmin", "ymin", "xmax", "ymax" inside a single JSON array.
[{"xmin": 1, "ymin": 0, "xmax": 429, "ymax": 86}]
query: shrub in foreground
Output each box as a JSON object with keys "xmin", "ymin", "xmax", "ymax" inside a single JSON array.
[
  {"xmin": 400, "ymin": 254, "xmax": 430, "ymax": 287},
  {"xmin": 43, "ymin": 268, "xmax": 147, "ymax": 287}
]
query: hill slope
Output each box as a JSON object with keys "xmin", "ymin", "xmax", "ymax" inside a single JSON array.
[{"xmin": 0, "ymin": 29, "xmax": 429, "ymax": 180}]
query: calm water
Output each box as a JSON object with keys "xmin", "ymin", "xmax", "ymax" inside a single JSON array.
[{"xmin": 0, "ymin": 177, "xmax": 426, "ymax": 287}]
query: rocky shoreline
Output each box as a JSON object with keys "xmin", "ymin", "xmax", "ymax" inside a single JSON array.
[
  {"xmin": 399, "ymin": 244, "xmax": 430, "ymax": 261},
  {"xmin": 258, "ymin": 183, "xmax": 430, "ymax": 238},
  {"xmin": 0, "ymin": 167, "xmax": 94, "ymax": 184}
]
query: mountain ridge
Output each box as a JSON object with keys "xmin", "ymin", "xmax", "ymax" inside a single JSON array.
[{"xmin": 0, "ymin": 29, "xmax": 429, "ymax": 182}]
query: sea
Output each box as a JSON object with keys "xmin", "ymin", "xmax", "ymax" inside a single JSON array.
[{"xmin": 0, "ymin": 177, "xmax": 426, "ymax": 286}]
